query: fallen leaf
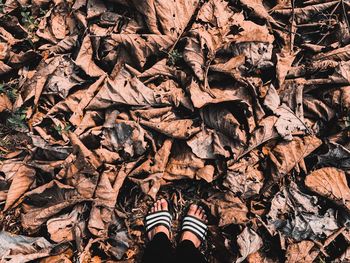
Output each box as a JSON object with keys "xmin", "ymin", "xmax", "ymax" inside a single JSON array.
[
  {"xmin": 269, "ymin": 135, "xmax": 322, "ymax": 178},
  {"xmin": 285, "ymin": 240, "xmax": 319, "ymax": 263},
  {"xmin": 4, "ymin": 164, "xmax": 35, "ymax": 211},
  {"xmin": 21, "ymin": 180, "xmax": 84, "ymax": 233},
  {"xmin": 87, "ymin": 68, "xmax": 171, "ymax": 109},
  {"xmin": 266, "ymin": 181, "xmax": 339, "ymax": 241},
  {"xmin": 236, "ymin": 227, "xmax": 263, "ymax": 263},
  {"xmin": 129, "ymin": 139, "xmax": 172, "ymax": 199},
  {"xmin": 207, "ymin": 192, "xmax": 249, "ymax": 227},
  {"xmin": 75, "ymin": 35, "xmax": 105, "ymax": 77},
  {"xmin": 305, "ymin": 167, "xmax": 350, "ymax": 210},
  {"xmin": 0, "ymin": 93, "xmax": 12, "ymax": 112},
  {"xmin": 0, "ymin": 231, "xmax": 52, "ymax": 262},
  {"xmin": 140, "ymin": 119, "xmax": 201, "ymax": 140},
  {"xmin": 47, "ymin": 204, "xmax": 86, "ymax": 243}
]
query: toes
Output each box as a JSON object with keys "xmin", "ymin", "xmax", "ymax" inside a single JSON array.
[
  {"xmin": 198, "ymin": 207, "xmax": 205, "ymax": 218},
  {"xmin": 160, "ymin": 198, "xmax": 168, "ymax": 211},
  {"xmin": 203, "ymin": 214, "xmax": 208, "ymax": 223},
  {"xmin": 156, "ymin": 200, "xmax": 162, "ymax": 211},
  {"xmin": 195, "ymin": 206, "xmax": 202, "ymax": 217},
  {"xmin": 188, "ymin": 204, "xmax": 197, "ymax": 215}
]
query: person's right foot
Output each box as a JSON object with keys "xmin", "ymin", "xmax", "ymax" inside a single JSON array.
[
  {"xmin": 180, "ymin": 204, "xmax": 208, "ymax": 248},
  {"xmin": 147, "ymin": 199, "xmax": 170, "ymax": 240}
]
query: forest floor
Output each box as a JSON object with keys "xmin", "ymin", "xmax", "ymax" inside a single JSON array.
[{"xmin": 1, "ymin": 0, "xmax": 350, "ymax": 262}]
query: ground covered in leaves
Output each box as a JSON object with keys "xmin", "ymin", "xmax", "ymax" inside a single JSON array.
[{"xmin": 1, "ymin": 0, "xmax": 350, "ymax": 262}]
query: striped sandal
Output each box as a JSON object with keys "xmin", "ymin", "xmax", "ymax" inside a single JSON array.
[
  {"xmin": 145, "ymin": 200, "xmax": 173, "ymax": 239},
  {"xmin": 181, "ymin": 206, "xmax": 208, "ymax": 245}
]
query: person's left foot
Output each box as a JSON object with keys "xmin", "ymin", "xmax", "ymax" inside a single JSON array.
[
  {"xmin": 147, "ymin": 199, "xmax": 170, "ymax": 240},
  {"xmin": 180, "ymin": 204, "xmax": 207, "ymax": 248}
]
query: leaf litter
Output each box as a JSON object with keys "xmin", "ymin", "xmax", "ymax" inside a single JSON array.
[{"xmin": 0, "ymin": 0, "xmax": 350, "ymax": 262}]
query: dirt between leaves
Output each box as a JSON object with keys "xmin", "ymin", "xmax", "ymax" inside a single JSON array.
[{"xmin": 1, "ymin": 0, "xmax": 350, "ymax": 262}]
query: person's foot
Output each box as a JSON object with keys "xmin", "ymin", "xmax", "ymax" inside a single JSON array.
[
  {"xmin": 180, "ymin": 204, "xmax": 208, "ymax": 248},
  {"xmin": 147, "ymin": 199, "xmax": 170, "ymax": 240}
]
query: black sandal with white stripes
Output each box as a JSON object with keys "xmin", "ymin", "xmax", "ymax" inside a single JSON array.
[
  {"xmin": 145, "ymin": 208, "xmax": 172, "ymax": 239},
  {"xmin": 181, "ymin": 214, "xmax": 208, "ymax": 243}
]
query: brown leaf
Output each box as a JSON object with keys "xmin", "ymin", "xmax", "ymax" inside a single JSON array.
[
  {"xmin": 340, "ymin": 86, "xmax": 350, "ymax": 112},
  {"xmin": 273, "ymin": 104, "xmax": 308, "ymax": 141},
  {"xmin": 113, "ymin": 161, "xmax": 138, "ymax": 199},
  {"xmin": 305, "ymin": 167, "xmax": 350, "ymax": 210},
  {"xmin": 129, "ymin": 139, "xmax": 173, "ymax": 199},
  {"xmin": 88, "ymin": 170, "xmax": 117, "ymax": 237},
  {"xmin": 0, "ymin": 42, "xmax": 10, "ymax": 60},
  {"xmin": 187, "ymin": 128, "xmax": 241, "ymax": 159},
  {"xmin": 140, "ymin": 119, "xmax": 201, "ymax": 140},
  {"xmin": 209, "ymin": 54, "xmax": 245, "ymax": 78},
  {"xmin": 115, "ymin": 0, "xmax": 199, "ymax": 37},
  {"xmin": 239, "ymin": 0, "xmax": 280, "ymax": 26},
  {"xmin": 269, "ymin": 135, "xmax": 322, "ymax": 177},
  {"xmin": 242, "ymin": 116, "xmax": 279, "ymax": 158},
  {"xmin": 39, "ymin": 35, "xmax": 78, "ymax": 54},
  {"xmin": 21, "ymin": 180, "xmax": 84, "ymax": 233},
  {"xmin": 201, "ymin": 104, "xmax": 247, "ymax": 144},
  {"xmin": 44, "ymin": 56, "xmax": 85, "ymax": 98},
  {"xmin": 69, "ymin": 75, "xmax": 106, "ymax": 126},
  {"xmin": 230, "ymin": 12, "xmax": 274, "ymax": 44},
  {"xmin": 102, "ymin": 116, "xmax": 148, "ymax": 159},
  {"xmin": 94, "ymin": 147, "xmax": 120, "ymax": 164},
  {"xmin": 206, "ymin": 192, "xmax": 248, "ymax": 227},
  {"xmin": 75, "ymin": 35, "xmax": 105, "ymax": 77},
  {"xmin": 163, "ymin": 143, "xmax": 214, "ymax": 181},
  {"xmin": 0, "ymin": 60, "xmax": 12, "ymax": 75},
  {"xmin": 87, "ymin": 68, "xmax": 171, "ymax": 109},
  {"xmin": 272, "ymin": 1, "xmax": 339, "ymax": 24},
  {"xmin": 0, "ymin": 231, "xmax": 52, "ymax": 262},
  {"xmin": 285, "ymin": 241, "xmax": 319, "ymax": 263},
  {"xmin": 266, "ymin": 181, "xmax": 339, "ymax": 241},
  {"xmin": 47, "ymin": 204, "xmax": 86, "ymax": 243},
  {"xmin": 15, "ymin": 56, "xmax": 66, "ymax": 107},
  {"xmin": 313, "ymin": 44, "xmax": 350, "ymax": 61},
  {"xmin": 4, "ymin": 164, "xmax": 35, "ymax": 211},
  {"xmin": 276, "ymin": 49, "xmax": 295, "ymax": 87},
  {"xmin": 186, "ymin": 128, "xmax": 216, "ymax": 159},
  {"xmin": 224, "ymin": 166, "xmax": 264, "ymax": 200},
  {"xmin": 237, "ymin": 227, "xmax": 263, "ymax": 263},
  {"xmin": 330, "ymin": 61, "xmax": 350, "ymax": 84},
  {"xmin": 0, "ymin": 93, "xmax": 12, "ymax": 112},
  {"xmin": 87, "ymin": 0, "xmax": 107, "ymax": 19},
  {"xmin": 188, "ymin": 78, "xmax": 251, "ymax": 108},
  {"xmin": 74, "ymin": 111, "xmax": 103, "ymax": 136},
  {"xmin": 247, "ymin": 252, "xmax": 274, "ymax": 263},
  {"xmin": 69, "ymin": 132, "xmax": 102, "ymax": 169},
  {"xmin": 106, "ymin": 34, "xmax": 174, "ymax": 69},
  {"xmin": 51, "ymin": 12, "xmax": 67, "ymax": 40},
  {"xmin": 304, "ymin": 95, "xmax": 335, "ymax": 121}
]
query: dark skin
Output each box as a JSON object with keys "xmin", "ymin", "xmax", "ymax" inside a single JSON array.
[{"xmin": 147, "ymin": 199, "xmax": 208, "ymax": 248}]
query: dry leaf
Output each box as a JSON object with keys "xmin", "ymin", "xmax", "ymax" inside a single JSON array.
[
  {"xmin": 207, "ymin": 192, "xmax": 249, "ymax": 227},
  {"xmin": 236, "ymin": 227, "xmax": 263, "ymax": 263},
  {"xmin": 305, "ymin": 167, "xmax": 350, "ymax": 210},
  {"xmin": 4, "ymin": 164, "xmax": 35, "ymax": 211},
  {"xmin": 75, "ymin": 35, "xmax": 105, "ymax": 77},
  {"xmin": 0, "ymin": 93, "xmax": 12, "ymax": 112},
  {"xmin": 285, "ymin": 241, "xmax": 319, "ymax": 263}
]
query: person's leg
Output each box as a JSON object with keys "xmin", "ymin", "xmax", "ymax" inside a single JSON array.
[
  {"xmin": 175, "ymin": 204, "xmax": 208, "ymax": 263},
  {"xmin": 141, "ymin": 232, "xmax": 174, "ymax": 263},
  {"xmin": 176, "ymin": 239, "xmax": 207, "ymax": 263},
  {"xmin": 141, "ymin": 199, "xmax": 174, "ymax": 263}
]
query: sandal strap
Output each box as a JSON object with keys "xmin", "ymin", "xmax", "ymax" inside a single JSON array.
[
  {"xmin": 145, "ymin": 210, "xmax": 172, "ymax": 233},
  {"xmin": 182, "ymin": 215, "xmax": 208, "ymax": 242}
]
